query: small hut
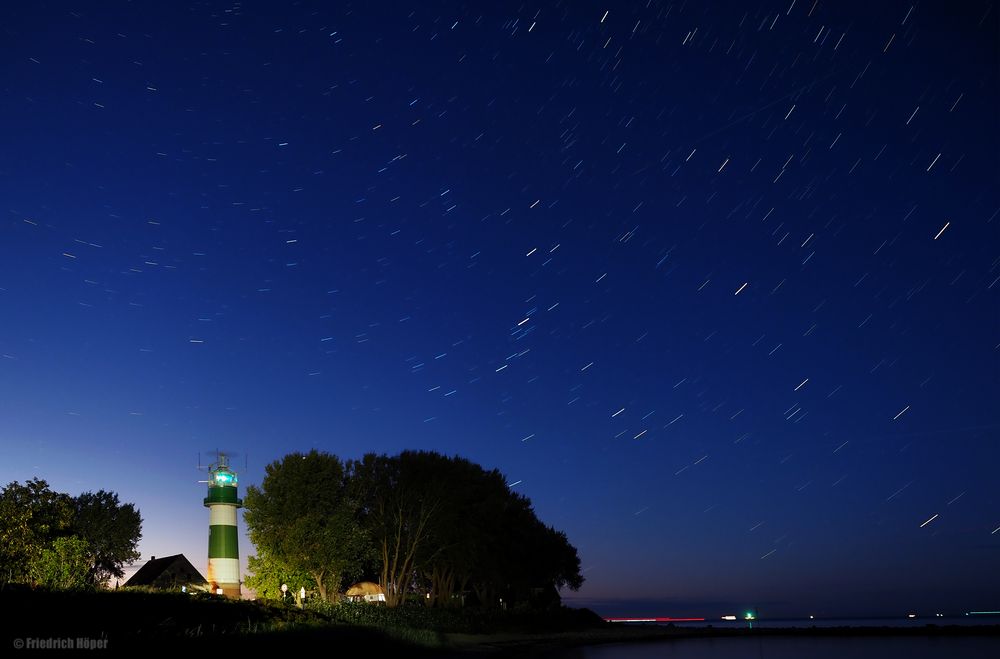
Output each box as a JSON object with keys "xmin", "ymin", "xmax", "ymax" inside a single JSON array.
[{"xmin": 345, "ymin": 581, "xmax": 385, "ymax": 603}]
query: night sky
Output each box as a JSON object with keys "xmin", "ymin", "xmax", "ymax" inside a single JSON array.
[{"xmin": 2, "ymin": 1, "xmax": 998, "ymax": 618}]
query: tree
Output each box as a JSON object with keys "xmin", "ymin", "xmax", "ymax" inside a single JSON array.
[
  {"xmin": 1, "ymin": 479, "xmax": 142, "ymax": 590},
  {"xmin": 419, "ymin": 457, "xmax": 511, "ymax": 608},
  {"xmin": 349, "ymin": 451, "xmax": 448, "ymax": 607},
  {"xmin": 242, "ymin": 449, "xmax": 584, "ymax": 610},
  {"xmin": 0, "ymin": 490, "xmax": 34, "ymax": 585},
  {"xmin": 244, "ymin": 450, "xmax": 369, "ymax": 602},
  {"xmin": 461, "ymin": 484, "xmax": 583, "ymax": 609},
  {"xmin": 32, "ymin": 536, "xmax": 92, "ymax": 590},
  {"xmin": 71, "ymin": 490, "xmax": 142, "ymax": 586},
  {"xmin": 0, "ymin": 479, "xmax": 74, "ymax": 586},
  {"xmin": 349, "ymin": 450, "xmax": 585, "ymax": 609},
  {"xmin": 503, "ymin": 517, "xmax": 584, "ymax": 608}
]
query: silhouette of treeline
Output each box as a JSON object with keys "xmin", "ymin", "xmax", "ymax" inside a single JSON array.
[
  {"xmin": 244, "ymin": 450, "xmax": 583, "ymax": 608},
  {"xmin": 0, "ymin": 478, "xmax": 141, "ymax": 589}
]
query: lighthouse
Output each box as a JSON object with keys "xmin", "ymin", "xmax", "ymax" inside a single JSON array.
[{"xmin": 204, "ymin": 453, "xmax": 242, "ymax": 598}]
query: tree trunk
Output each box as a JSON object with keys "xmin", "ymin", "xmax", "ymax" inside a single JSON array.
[
  {"xmin": 313, "ymin": 569, "xmax": 327, "ymax": 602},
  {"xmin": 473, "ymin": 583, "xmax": 496, "ymax": 609},
  {"xmin": 438, "ymin": 569, "xmax": 455, "ymax": 607},
  {"xmin": 381, "ymin": 499, "xmax": 435, "ymax": 607},
  {"xmin": 425, "ymin": 565, "xmax": 455, "ymax": 607},
  {"xmin": 423, "ymin": 567, "xmax": 435, "ymax": 607}
]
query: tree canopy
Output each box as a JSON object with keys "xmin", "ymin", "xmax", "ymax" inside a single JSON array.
[
  {"xmin": 245, "ymin": 546, "xmax": 315, "ymax": 606},
  {"xmin": 245, "ymin": 450, "xmax": 583, "ymax": 609},
  {"xmin": 71, "ymin": 490, "xmax": 142, "ymax": 585},
  {"xmin": 244, "ymin": 450, "xmax": 371, "ymax": 602},
  {"xmin": 0, "ymin": 479, "xmax": 142, "ymax": 589}
]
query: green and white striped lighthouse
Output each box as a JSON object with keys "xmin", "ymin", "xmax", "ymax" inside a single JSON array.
[{"xmin": 204, "ymin": 453, "xmax": 242, "ymax": 598}]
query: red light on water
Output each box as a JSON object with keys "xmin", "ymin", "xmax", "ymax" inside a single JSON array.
[{"xmin": 604, "ymin": 617, "xmax": 706, "ymax": 623}]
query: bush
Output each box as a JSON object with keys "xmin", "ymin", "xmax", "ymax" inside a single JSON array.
[{"xmin": 32, "ymin": 537, "xmax": 92, "ymax": 590}]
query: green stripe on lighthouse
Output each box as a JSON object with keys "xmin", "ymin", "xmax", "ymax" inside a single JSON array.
[
  {"xmin": 208, "ymin": 524, "xmax": 240, "ymax": 559},
  {"xmin": 204, "ymin": 488, "xmax": 242, "ymax": 505}
]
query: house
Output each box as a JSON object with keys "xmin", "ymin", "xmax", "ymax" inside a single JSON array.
[
  {"xmin": 345, "ymin": 581, "xmax": 386, "ymax": 603},
  {"xmin": 123, "ymin": 554, "xmax": 209, "ymax": 593}
]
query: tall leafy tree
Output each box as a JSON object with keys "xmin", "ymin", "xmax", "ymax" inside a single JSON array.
[
  {"xmin": 349, "ymin": 451, "xmax": 449, "ymax": 607},
  {"xmin": 0, "ymin": 489, "xmax": 35, "ymax": 585},
  {"xmin": 71, "ymin": 490, "xmax": 142, "ymax": 586},
  {"xmin": 461, "ymin": 483, "xmax": 584, "ymax": 609},
  {"xmin": 503, "ymin": 515, "xmax": 583, "ymax": 608},
  {"xmin": 0, "ymin": 480, "xmax": 142, "ymax": 590},
  {"xmin": 349, "ymin": 450, "xmax": 585, "ymax": 609},
  {"xmin": 420, "ymin": 457, "xmax": 511, "ymax": 607},
  {"xmin": 0, "ymin": 479, "xmax": 74, "ymax": 585},
  {"xmin": 241, "ymin": 448, "xmax": 583, "ymax": 609},
  {"xmin": 244, "ymin": 450, "xmax": 369, "ymax": 602}
]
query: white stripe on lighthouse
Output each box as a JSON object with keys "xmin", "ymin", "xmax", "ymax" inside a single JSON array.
[
  {"xmin": 209, "ymin": 504, "xmax": 238, "ymax": 526},
  {"xmin": 207, "ymin": 558, "xmax": 240, "ymax": 585}
]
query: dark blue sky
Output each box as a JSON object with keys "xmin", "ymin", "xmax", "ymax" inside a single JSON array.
[{"xmin": 2, "ymin": 1, "xmax": 997, "ymax": 618}]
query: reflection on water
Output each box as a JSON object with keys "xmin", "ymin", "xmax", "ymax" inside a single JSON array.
[
  {"xmin": 559, "ymin": 635, "xmax": 1000, "ymax": 659},
  {"xmin": 667, "ymin": 616, "xmax": 994, "ymax": 629}
]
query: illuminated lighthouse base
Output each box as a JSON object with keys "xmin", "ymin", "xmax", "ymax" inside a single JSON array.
[{"xmin": 206, "ymin": 503, "xmax": 241, "ymax": 597}]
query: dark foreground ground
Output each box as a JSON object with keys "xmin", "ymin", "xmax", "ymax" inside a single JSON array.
[{"xmin": 1, "ymin": 588, "xmax": 997, "ymax": 656}]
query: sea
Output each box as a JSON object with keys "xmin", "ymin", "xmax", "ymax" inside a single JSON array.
[{"xmin": 555, "ymin": 618, "xmax": 1000, "ymax": 658}]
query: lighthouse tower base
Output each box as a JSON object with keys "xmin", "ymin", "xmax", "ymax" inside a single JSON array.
[
  {"xmin": 211, "ymin": 582, "xmax": 241, "ymax": 598},
  {"xmin": 207, "ymin": 555, "xmax": 241, "ymax": 598}
]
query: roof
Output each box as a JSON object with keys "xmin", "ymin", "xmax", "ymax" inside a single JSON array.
[
  {"xmin": 345, "ymin": 581, "xmax": 384, "ymax": 597},
  {"xmin": 124, "ymin": 554, "xmax": 207, "ymax": 588}
]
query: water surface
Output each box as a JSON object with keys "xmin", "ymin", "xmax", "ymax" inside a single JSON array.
[{"xmin": 560, "ymin": 635, "xmax": 999, "ymax": 659}]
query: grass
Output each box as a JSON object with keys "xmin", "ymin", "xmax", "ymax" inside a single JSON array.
[
  {"xmin": 0, "ymin": 587, "xmax": 412, "ymax": 651},
  {"xmin": 0, "ymin": 586, "xmax": 600, "ymax": 654}
]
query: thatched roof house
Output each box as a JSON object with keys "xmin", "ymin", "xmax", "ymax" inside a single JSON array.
[{"xmin": 345, "ymin": 581, "xmax": 385, "ymax": 602}]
